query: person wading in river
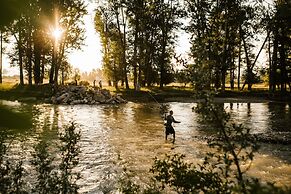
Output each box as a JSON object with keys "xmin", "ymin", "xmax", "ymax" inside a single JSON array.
[{"xmin": 164, "ymin": 110, "xmax": 180, "ymax": 143}]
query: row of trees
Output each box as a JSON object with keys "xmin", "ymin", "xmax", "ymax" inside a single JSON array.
[
  {"xmin": 0, "ymin": 0, "xmax": 86, "ymax": 86},
  {"xmin": 0, "ymin": 0, "xmax": 290, "ymax": 93},
  {"xmin": 95, "ymin": 0, "xmax": 184, "ymax": 89},
  {"xmin": 95, "ymin": 0, "xmax": 291, "ymax": 93},
  {"xmin": 186, "ymin": 0, "xmax": 291, "ymax": 93}
]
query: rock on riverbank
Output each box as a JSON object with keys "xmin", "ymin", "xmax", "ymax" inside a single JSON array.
[{"xmin": 50, "ymin": 86, "xmax": 127, "ymax": 105}]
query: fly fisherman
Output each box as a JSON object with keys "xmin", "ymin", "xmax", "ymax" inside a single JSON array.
[{"xmin": 164, "ymin": 110, "xmax": 180, "ymax": 143}]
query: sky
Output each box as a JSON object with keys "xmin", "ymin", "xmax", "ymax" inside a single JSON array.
[{"xmin": 67, "ymin": 4, "xmax": 103, "ymax": 72}]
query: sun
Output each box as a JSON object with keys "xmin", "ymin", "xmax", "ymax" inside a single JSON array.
[{"xmin": 51, "ymin": 27, "xmax": 64, "ymax": 42}]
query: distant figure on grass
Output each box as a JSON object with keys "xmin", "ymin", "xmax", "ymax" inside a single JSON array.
[
  {"xmin": 99, "ymin": 80, "xmax": 102, "ymax": 89},
  {"xmin": 164, "ymin": 110, "xmax": 180, "ymax": 143}
]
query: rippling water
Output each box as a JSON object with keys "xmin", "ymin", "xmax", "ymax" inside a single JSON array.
[{"xmin": 0, "ymin": 100, "xmax": 291, "ymax": 192}]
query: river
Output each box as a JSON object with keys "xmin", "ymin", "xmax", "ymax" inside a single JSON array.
[{"xmin": 0, "ymin": 100, "xmax": 291, "ymax": 193}]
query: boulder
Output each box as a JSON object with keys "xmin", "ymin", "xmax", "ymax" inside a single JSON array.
[{"xmin": 56, "ymin": 93, "xmax": 70, "ymax": 103}]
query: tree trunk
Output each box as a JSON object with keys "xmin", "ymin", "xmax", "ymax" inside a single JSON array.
[
  {"xmin": 133, "ymin": 26, "xmax": 138, "ymax": 90},
  {"xmin": 230, "ymin": 62, "xmax": 235, "ymax": 90},
  {"xmin": 278, "ymin": 37, "xmax": 287, "ymax": 93},
  {"xmin": 0, "ymin": 30, "xmax": 3, "ymax": 84},
  {"xmin": 268, "ymin": 34, "xmax": 274, "ymax": 92},
  {"xmin": 115, "ymin": 6, "xmax": 129, "ymax": 90},
  {"xmin": 159, "ymin": 46, "xmax": 165, "ymax": 89},
  {"xmin": 221, "ymin": 71, "xmax": 226, "ymax": 91},
  {"xmin": 108, "ymin": 80, "xmax": 112, "ymax": 86},
  {"xmin": 33, "ymin": 30, "xmax": 41, "ymax": 85},
  {"xmin": 61, "ymin": 68, "xmax": 65, "ymax": 85},
  {"xmin": 160, "ymin": 29, "xmax": 167, "ymax": 89},
  {"xmin": 18, "ymin": 31, "xmax": 24, "ymax": 85},
  {"xmin": 121, "ymin": 8, "xmax": 129, "ymax": 89},
  {"xmin": 27, "ymin": 27, "xmax": 33, "ymax": 86},
  {"xmin": 237, "ymin": 38, "xmax": 241, "ymax": 89},
  {"xmin": 270, "ymin": 30, "xmax": 278, "ymax": 92},
  {"xmin": 241, "ymin": 30, "xmax": 252, "ymax": 91},
  {"xmin": 221, "ymin": 7, "xmax": 230, "ymax": 92},
  {"xmin": 40, "ymin": 55, "xmax": 45, "ymax": 84}
]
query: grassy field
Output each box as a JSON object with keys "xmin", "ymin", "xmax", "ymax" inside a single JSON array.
[{"xmin": 0, "ymin": 76, "xmax": 290, "ymax": 103}]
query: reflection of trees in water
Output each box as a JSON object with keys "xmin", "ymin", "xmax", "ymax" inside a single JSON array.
[
  {"xmin": 32, "ymin": 105, "xmax": 61, "ymax": 139},
  {"xmin": 268, "ymin": 102, "xmax": 291, "ymax": 132},
  {"xmin": 247, "ymin": 103, "xmax": 251, "ymax": 117},
  {"xmin": 0, "ymin": 101, "xmax": 33, "ymax": 132},
  {"xmin": 195, "ymin": 102, "xmax": 225, "ymax": 135}
]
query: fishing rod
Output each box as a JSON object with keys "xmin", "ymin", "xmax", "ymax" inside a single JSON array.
[
  {"xmin": 147, "ymin": 91, "xmax": 168, "ymax": 118},
  {"xmin": 147, "ymin": 91, "xmax": 161, "ymax": 107}
]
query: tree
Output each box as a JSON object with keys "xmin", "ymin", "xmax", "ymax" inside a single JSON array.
[
  {"xmin": 49, "ymin": 0, "xmax": 87, "ymax": 86},
  {"xmin": 186, "ymin": 0, "xmax": 265, "ymax": 91},
  {"xmin": 4, "ymin": 0, "xmax": 86, "ymax": 86},
  {"xmin": 268, "ymin": 0, "xmax": 291, "ymax": 93},
  {"xmin": 0, "ymin": 0, "xmax": 27, "ymax": 84},
  {"xmin": 95, "ymin": 3, "xmax": 125, "ymax": 90}
]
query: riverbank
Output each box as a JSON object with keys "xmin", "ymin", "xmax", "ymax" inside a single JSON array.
[
  {"xmin": 0, "ymin": 83, "xmax": 290, "ymax": 103},
  {"xmin": 117, "ymin": 87, "xmax": 291, "ymax": 103}
]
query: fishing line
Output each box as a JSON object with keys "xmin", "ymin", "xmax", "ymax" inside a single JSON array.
[
  {"xmin": 147, "ymin": 91, "xmax": 162, "ymax": 107},
  {"xmin": 147, "ymin": 91, "xmax": 168, "ymax": 120}
]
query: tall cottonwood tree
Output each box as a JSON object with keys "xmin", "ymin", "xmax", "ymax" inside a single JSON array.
[
  {"xmin": 95, "ymin": 5, "xmax": 124, "ymax": 89},
  {"xmin": 186, "ymin": 0, "xmax": 265, "ymax": 91},
  {"xmin": 0, "ymin": 0, "xmax": 27, "ymax": 84},
  {"xmin": 151, "ymin": 0, "xmax": 183, "ymax": 88},
  {"xmin": 48, "ymin": 0, "xmax": 87, "ymax": 86},
  {"xmin": 268, "ymin": 0, "xmax": 291, "ymax": 93}
]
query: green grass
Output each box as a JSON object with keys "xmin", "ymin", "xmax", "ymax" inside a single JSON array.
[
  {"xmin": 0, "ymin": 83, "xmax": 17, "ymax": 91},
  {"xmin": 0, "ymin": 83, "xmax": 53, "ymax": 101}
]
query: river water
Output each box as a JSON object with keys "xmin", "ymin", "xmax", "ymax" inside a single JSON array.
[{"xmin": 0, "ymin": 100, "xmax": 291, "ymax": 193}]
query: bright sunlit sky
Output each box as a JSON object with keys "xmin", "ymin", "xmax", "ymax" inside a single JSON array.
[{"xmin": 68, "ymin": 3, "xmax": 103, "ymax": 72}]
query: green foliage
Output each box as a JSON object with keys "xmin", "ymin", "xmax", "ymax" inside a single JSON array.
[
  {"xmin": 150, "ymin": 154, "xmax": 225, "ymax": 193},
  {"xmin": 0, "ymin": 0, "xmax": 27, "ymax": 28},
  {"xmin": 175, "ymin": 69, "xmax": 191, "ymax": 86},
  {"xmin": 32, "ymin": 122, "xmax": 81, "ymax": 194},
  {"xmin": 194, "ymin": 92, "xmax": 261, "ymax": 192},
  {"xmin": 119, "ymin": 169, "xmax": 141, "ymax": 194},
  {"xmin": 31, "ymin": 141, "xmax": 59, "ymax": 194},
  {"xmin": 58, "ymin": 122, "xmax": 81, "ymax": 194},
  {"xmin": 0, "ymin": 133, "xmax": 27, "ymax": 194},
  {"xmin": 79, "ymin": 80, "xmax": 90, "ymax": 87},
  {"xmin": 0, "ymin": 122, "xmax": 81, "ymax": 193},
  {"xmin": 95, "ymin": 0, "xmax": 184, "ymax": 89},
  {"xmin": 186, "ymin": 0, "xmax": 265, "ymax": 91}
]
